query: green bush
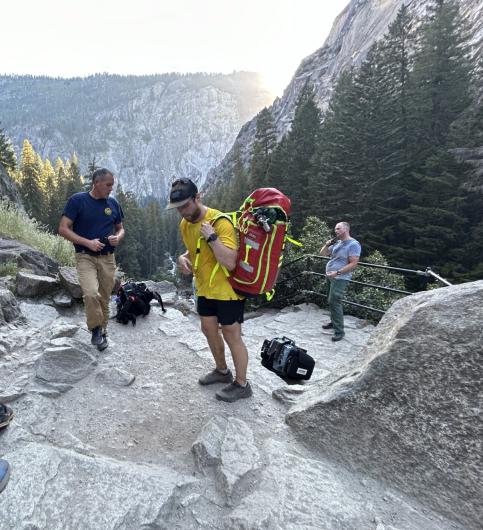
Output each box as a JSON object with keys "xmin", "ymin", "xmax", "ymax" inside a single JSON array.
[
  {"xmin": 347, "ymin": 250, "xmax": 406, "ymax": 320},
  {"xmin": 0, "ymin": 200, "xmax": 74, "ymax": 266}
]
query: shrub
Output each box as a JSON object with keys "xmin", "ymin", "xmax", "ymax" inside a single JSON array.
[
  {"xmin": 347, "ymin": 250, "xmax": 406, "ymax": 320},
  {"xmin": 0, "ymin": 200, "xmax": 74, "ymax": 266},
  {"xmin": 0, "ymin": 260, "xmax": 18, "ymax": 277}
]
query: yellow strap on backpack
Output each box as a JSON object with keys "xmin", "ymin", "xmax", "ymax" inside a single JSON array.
[{"xmin": 286, "ymin": 236, "xmax": 302, "ymax": 247}]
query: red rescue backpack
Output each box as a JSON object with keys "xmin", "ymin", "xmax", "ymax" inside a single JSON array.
[{"xmin": 209, "ymin": 188, "xmax": 300, "ymax": 299}]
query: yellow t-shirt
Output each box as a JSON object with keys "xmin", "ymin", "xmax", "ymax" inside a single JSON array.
[{"xmin": 180, "ymin": 208, "xmax": 243, "ymax": 301}]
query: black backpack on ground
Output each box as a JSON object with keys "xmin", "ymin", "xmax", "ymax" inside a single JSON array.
[
  {"xmin": 260, "ymin": 336, "xmax": 315, "ymax": 380},
  {"xmin": 115, "ymin": 282, "xmax": 166, "ymax": 326}
]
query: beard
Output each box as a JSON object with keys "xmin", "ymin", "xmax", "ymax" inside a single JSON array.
[{"xmin": 183, "ymin": 206, "xmax": 203, "ymax": 223}]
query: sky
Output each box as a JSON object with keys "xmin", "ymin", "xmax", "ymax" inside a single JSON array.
[{"xmin": 2, "ymin": 0, "xmax": 349, "ymax": 97}]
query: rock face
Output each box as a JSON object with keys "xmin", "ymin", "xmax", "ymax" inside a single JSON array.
[
  {"xmin": 0, "ymin": 72, "xmax": 273, "ymax": 201},
  {"xmin": 206, "ymin": 0, "xmax": 483, "ymax": 190},
  {"xmin": 286, "ymin": 280, "xmax": 483, "ymax": 529},
  {"xmin": 0, "ymin": 237, "xmax": 59, "ymax": 276}
]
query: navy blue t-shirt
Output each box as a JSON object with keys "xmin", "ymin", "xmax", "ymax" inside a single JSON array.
[{"xmin": 62, "ymin": 192, "xmax": 124, "ymax": 253}]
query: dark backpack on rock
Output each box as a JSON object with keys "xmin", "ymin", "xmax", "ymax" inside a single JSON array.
[
  {"xmin": 260, "ymin": 336, "xmax": 315, "ymax": 380},
  {"xmin": 115, "ymin": 282, "xmax": 166, "ymax": 326}
]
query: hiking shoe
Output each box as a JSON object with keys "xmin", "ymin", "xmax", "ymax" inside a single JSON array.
[
  {"xmin": 0, "ymin": 459, "xmax": 10, "ymax": 493},
  {"xmin": 91, "ymin": 326, "xmax": 103, "ymax": 346},
  {"xmin": 322, "ymin": 322, "xmax": 334, "ymax": 330},
  {"xmin": 0, "ymin": 404, "xmax": 13, "ymax": 430},
  {"xmin": 198, "ymin": 369, "xmax": 233, "ymax": 386},
  {"xmin": 215, "ymin": 381, "xmax": 253, "ymax": 402},
  {"xmin": 97, "ymin": 334, "xmax": 108, "ymax": 352},
  {"xmin": 332, "ymin": 333, "xmax": 344, "ymax": 342}
]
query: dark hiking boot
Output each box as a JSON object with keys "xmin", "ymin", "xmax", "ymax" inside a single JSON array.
[
  {"xmin": 322, "ymin": 322, "xmax": 333, "ymax": 329},
  {"xmin": 97, "ymin": 334, "xmax": 108, "ymax": 352},
  {"xmin": 332, "ymin": 333, "xmax": 344, "ymax": 342},
  {"xmin": 91, "ymin": 326, "xmax": 103, "ymax": 346},
  {"xmin": 198, "ymin": 369, "xmax": 233, "ymax": 386},
  {"xmin": 0, "ymin": 459, "xmax": 10, "ymax": 493},
  {"xmin": 0, "ymin": 404, "xmax": 13, "ymax": 430},
  {"xmin": 215, "ymin": 381, "xmax": 253, "ymax": 402}
]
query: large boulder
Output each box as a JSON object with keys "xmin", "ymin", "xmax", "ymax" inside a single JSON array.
[
  {"xmin": 192, "ymin": 416, "xmax": 262, "ymax": 499},
  {"xmin": 36, "ymin": 338, "xmax": 98, "ymax": 385},
  {"xmin": 16, "ymin": 271, "xmax": 59, "ymax": 297},
  {"xmin": 0, "ymin": 237, "xmax": 59, "ymax": 275},
  {"xmin": 286, "ymin": 280, "xmax": 483, "ymax": 529},
  {"xmin": 58, "ymin": 266, "xmax": 83, "ymax": 299}
]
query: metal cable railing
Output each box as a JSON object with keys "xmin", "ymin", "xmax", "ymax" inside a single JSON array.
[{"xmin": 268, "ymin": 254, "xmax": 452, "ymax": 317}]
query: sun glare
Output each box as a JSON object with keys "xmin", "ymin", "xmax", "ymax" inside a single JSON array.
[{"xmin": 260, "ymin": 71, "xmax": 292, "ymax": 100}]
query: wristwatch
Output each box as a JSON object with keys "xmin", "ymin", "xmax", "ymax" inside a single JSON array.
[
  {"xmin": 206, "ymin": 233, "xmax": 218, "ymax": 244},
  {"xmin": 336, "ymin": 270, "xmax": 342, "ymax": 276}
]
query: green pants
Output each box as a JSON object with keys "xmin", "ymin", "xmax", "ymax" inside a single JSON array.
[{"xmin": 327, "ymin": 278, "xmax": 349, "ymax": 335}]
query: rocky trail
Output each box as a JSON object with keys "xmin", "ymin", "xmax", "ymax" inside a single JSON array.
[{"xmin": 0, "ymin": 286, "xmax": 474, "ymax": 529}]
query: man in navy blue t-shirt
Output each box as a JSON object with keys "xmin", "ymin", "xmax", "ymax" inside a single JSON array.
[
  {"xmin": 59, "ymin": 168, "xmax": 125, "ymax": 350},
  {"xmin": 320, "ymin": 221, "xmax": 361, "ymax": 342}
]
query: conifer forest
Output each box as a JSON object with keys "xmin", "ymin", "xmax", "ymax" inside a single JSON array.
[{"xmin": 1, "ymin": 1, "xmax": 482, "ymax": 282}]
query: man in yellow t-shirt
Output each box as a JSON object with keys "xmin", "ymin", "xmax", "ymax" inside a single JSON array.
[{"xmin": 168, "ymin": 178, "xmax": 252, "ymax": 402}]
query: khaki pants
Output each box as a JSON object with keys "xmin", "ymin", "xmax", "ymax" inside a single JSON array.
[{"xmin": 75, "ymin": 253, "xmax": 116, "ymax": 331}]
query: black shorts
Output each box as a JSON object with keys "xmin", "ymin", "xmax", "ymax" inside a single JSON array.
[{"xmin": 197, "ymin": 296, "xmax": 245, "ymax": 325}]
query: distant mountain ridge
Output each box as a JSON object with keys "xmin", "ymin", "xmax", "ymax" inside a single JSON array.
[
  {"xmin": 205, "ymin": 0, "xmax": 483, "ymax": 190},
  {"xmin": 0, "ymin": 72, "xmax": 273, "ymax": 201}
]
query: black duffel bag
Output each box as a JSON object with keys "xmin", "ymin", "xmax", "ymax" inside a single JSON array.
[{"xmin": 260, "ymin": 336, "xmax": 315, "ymax": 380}]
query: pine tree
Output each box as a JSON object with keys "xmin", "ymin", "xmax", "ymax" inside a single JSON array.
[
  {"xmin": 411, "ymin": 0, "xmax": 472, "ymax": 154},
  {"xmin": 115, "ymin": 186, "xmax": 143, "ymax": 278},
  {"xmin": 0, "ymin": 126, "xmax": 16, "ymax": 172},
  {"xmin": 392, "ymin": 0, "xmax": 475, "ymax": 271},
  {"xmin": 41, "ymin": 158, "xmax": 57, "ymax": 230},
  {"xmin": 266, "ymin": 136, "xmax": 290, "ymax": 195},
  {"xmin": 314, "ymin": 70, "xmax": 362, "ymax": 225},
  {"xmin": 19, "ymin": 139, "xmax": 43, "ymax": 221},
  {"xmin": 358, "ymin": 5, "xmax": 416, "ymax": 254},
  {"xmin": 282, "ymin": 83, "xmax": 322, "ymax": 232},
  {"xmin": 65, "ymin": 153, "xmax": 83, "ymax": 197},
  {"xmin": 249, "ymin": 107, "xmax": 276, "ymax": 189},
  {"xmin": 227, "ymin": 144, "xmax": 250, "ymax": 209},
  {"xmin": 139, "ymin": 200, "xmax": 165, "ymax": 278},
  {"xmin": 399, "ymin": 150, "xmax": 468, "ymax": 273}
]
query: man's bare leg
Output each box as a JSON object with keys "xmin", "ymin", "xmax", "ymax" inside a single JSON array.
[
  {"xmin": 200, "ymin": 316, "xmax": 227, "ymax": 370},
  {"xmin": 221, "ymin": 322, "xmax": 248, "ymax": 385}
]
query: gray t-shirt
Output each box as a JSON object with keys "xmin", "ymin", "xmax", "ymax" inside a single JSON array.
[{"xmin": 326, "ymin": 238, "xmax": 361, "ymax": 280}]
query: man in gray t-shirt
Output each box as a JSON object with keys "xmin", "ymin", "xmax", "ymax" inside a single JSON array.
[{"xmin": 320, "ymin": 222, "xmax": 361, "ymax": 341}]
